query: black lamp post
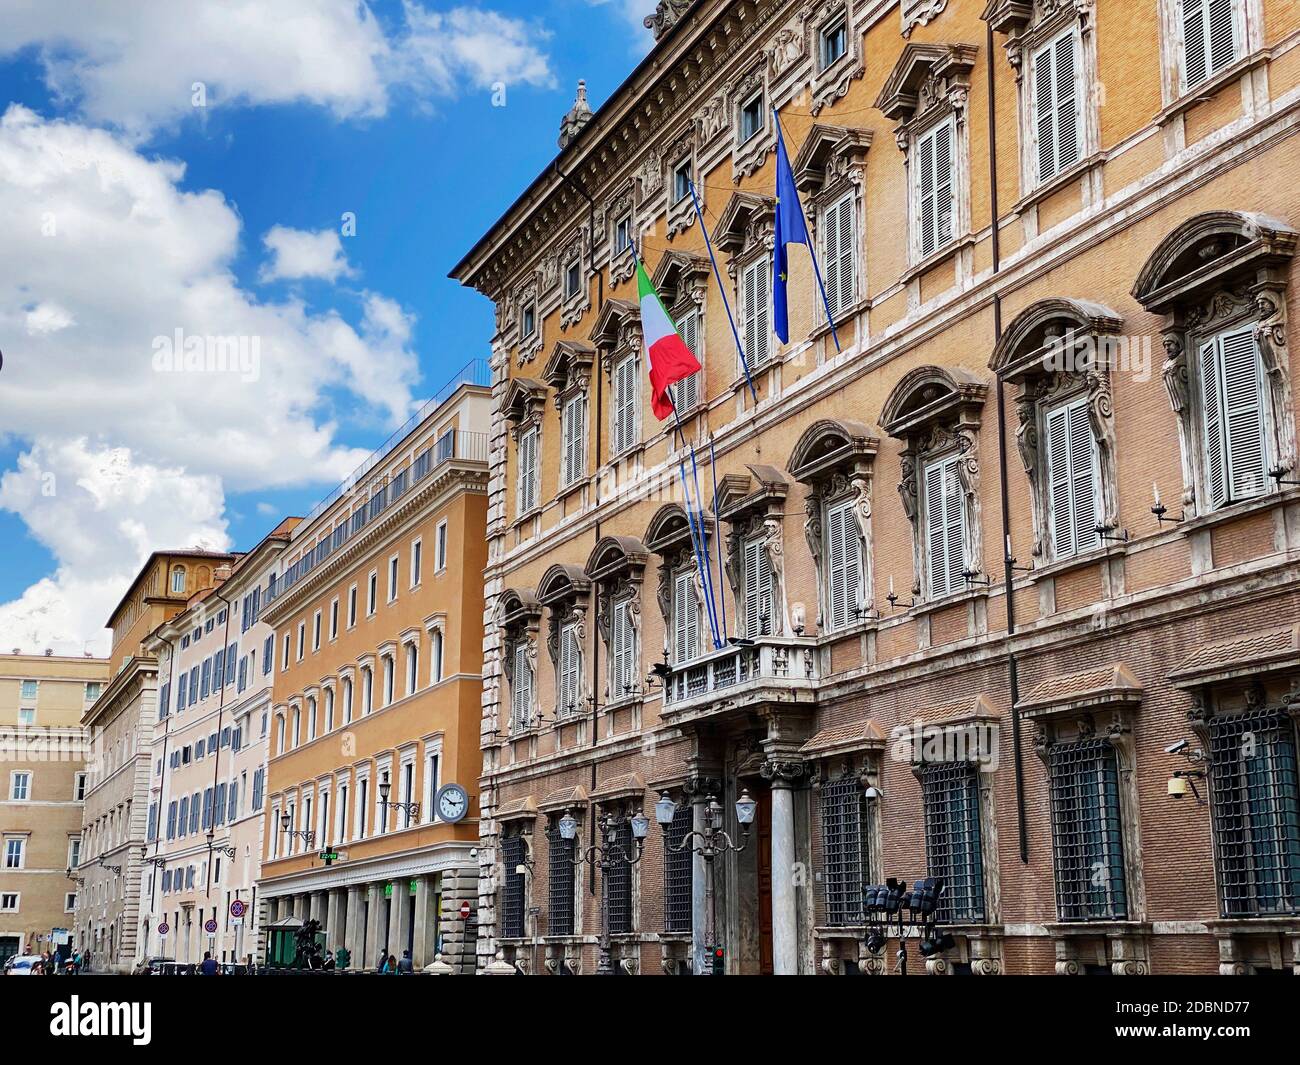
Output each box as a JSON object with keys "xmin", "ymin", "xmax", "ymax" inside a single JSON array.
[
  {"xmin": 653, "ymin": 788, "xmax": 756, "ymax": 975},
  {"xmin": 279, "ymin": 811, "xmax": 316, "ymax": 849},
  {"xmin": 377, "ymin": 778, "xmax": 420, "ymax": 826},
  {"xmin": 557, "ymin": 808, "xmax": 649, "ymax": 975}
]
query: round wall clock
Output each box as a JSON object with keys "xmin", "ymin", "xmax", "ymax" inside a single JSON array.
[{"xmin": 435, "ymin": 783, "xmax": 470, "ymax": 823}]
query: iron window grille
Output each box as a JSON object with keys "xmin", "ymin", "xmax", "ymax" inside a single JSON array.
[
  {"xmin": 604, "ymin": 821, "xmax": 634, "ymax": 935},
  {"xmin": 500, "ymin": 834, "xmax": 527, "ymax": 939},
  {"xmin": 1208, "ymin": 707, "xmax": 1300, "ymax": 918},
  {"xmin": 664, "ymin": 804, "xmax": 693, "ymax": 933},
  {"xmin": 821, "ymin": 769, "xmax": 869, "ymax": 926},
  {"xmin": 920, "ymin": 760, "xmax": 986, "ymax": 923},
  {"xmin": 547, "ymin": 827, "xmax": 576, "ymax": 937},
  {"xmin": 1048, "ymin": 738, "xmax": 1128, "ymax": 922}
]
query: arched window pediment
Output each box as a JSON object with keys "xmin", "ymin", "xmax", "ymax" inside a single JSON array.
[
  {"xmin": 496, "ymin": 587, "xmax": 542, "ymax": 627},
  {"xmin": 651, "ymin": 252, "xmax": 709, "ymax": 311},
  {"xmin": 788, "ymin": 418, "xmax": 880, "ymax": 484},
  {"xmin": 541, "ymin": 340, "xmax": 595, "ymax": 403},
  {"xmin": 590, "ymin": 299, "xmax": 641, "ymax": 368},
  {"xmin": 1132, "ymin": 211, "xmax": 1298, "ymax": 315},
  {"xmin": 536, "ymin": 564, "xmax": 592, "ymax": 607},
  {"xmin": 502, "ymin": 378, "xmax": 547, "ymax": 428},
  {"xmin": 880, "ymin": 365, "xmax": 988, "ymax": 440},
  {"xmin": 644, "ymin": 503, "xmax": 714, "ymax": 555},
  {"xmin": 584, "ymin": 536, "xmax": 649, "ymax": 583},
  {"xmin": 990, "ymin": 298, "xmax": 1123, "ymax": 382}
]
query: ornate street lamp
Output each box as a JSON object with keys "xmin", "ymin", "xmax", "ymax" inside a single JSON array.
[
  {"xmin": 654, "ymin": 787, "xmax": 756, "ymax": 975},
  {"xmin": 279, "ymin": 811, "xmax": 316, "ymax": 848},
  {"xmin": 558, "ymin": 807, "xmax": 648, "ymax": 975}
]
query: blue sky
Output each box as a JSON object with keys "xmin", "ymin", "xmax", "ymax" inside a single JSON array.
[{"xmin": 0, "ymin": 0, "xmax": 651, "ymax": 653}]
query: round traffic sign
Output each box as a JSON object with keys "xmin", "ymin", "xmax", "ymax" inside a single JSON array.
[
  {"xmin": 229, "ymin": 899, "xmax": 246, "ymax": 918},
  {"xmin": 204, "ymin": 918, "xmax": 218, "ymax": 934},
  {"xmin": 157, "ymin": 922, "xmax": 170, "ymax": 937},
  {"xmin": 458, "ymin": 900, "xmax": 471, "ymax": 919}
]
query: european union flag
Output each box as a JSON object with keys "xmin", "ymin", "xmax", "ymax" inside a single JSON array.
[{"xmin": 772, "ymin": 127, "xmax": 808, "ymax": 345}]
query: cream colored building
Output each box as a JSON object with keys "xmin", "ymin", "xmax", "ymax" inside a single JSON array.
[
  {"xmin": 76, "ymin": 551, "xmax": 232, "ymax": 971},
  {"xmin": 139, "ymin": 522, "xmax": 297, "ymax": 967},
  {"xmin": 259, "ymin": 370, "xmax": 489, "ymax": 972},
  {"xmin": 0, "ymin": 653, "xmax": 107, "ymax": 963}
]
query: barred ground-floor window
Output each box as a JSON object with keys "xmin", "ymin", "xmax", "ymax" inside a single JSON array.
[
  {"xmin": 920, "ymin": 761, "xmax": 986, "ymax": 924},
  {"xmin": 500, "ymin": 833, "xmax": 527, "ymax": 938},
  {"xmin": 663, "ymin": 804, "xmax": 693, "ymax": 933},
  {"xmin": 1048, "ymin": 738, "xmax": 1128, "ymax": 921},
  {"xmin": 821, "ymin": 769, "xmax": 869, "ymax": 926}
]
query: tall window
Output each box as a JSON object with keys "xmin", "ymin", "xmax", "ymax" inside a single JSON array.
[
  {"xmin": 406, "ymin": 643, "xmax": 419, "ymax": 696},
  {"xmin": 824, "ymin": 497, "xmax": 863, "ymax": 632},
  {"xmin": 664, "ymin": 803, "xmax": 693, "ymax": 933},
  {"xmin": 1199, "ymin": 324, "xmax": 1270, "ymax": 508},
  {"xmin": 500, "ymin": 834, "xmax": 527, "ymax": 938},
  {"xmin": 171, "ymin": 566, "xmax": 185, "ymax": 594},
  {"xmin": 604, "ymin": 820, "xmax": 634, "ymax": 933},
  {"xmin": 517, "ymin": 425, "xmax": 540, "ymax": 514},
  {"xmin": 547, "ymin": 824, "xmax": 576, "ymax": 936},
  {"xmin": 820, "ymin": 190, "xmax": 855, "ymax": 321},
  {"xmin": 557, "ymin": 622, "xmax": 581, "ymax": 718},
  {"xmin": 671, "ymin": 569, "xmax": 699, "ymax": 664},
  {"xmin": 741, "ymin": 257, "xmax": 771, "ymax": 368},
  {"xmin": 739, "ymin": 92, "xmax": 763, "ymax": 142},
  {"xmin": 1180, "ymin": 0, "xmax": 1242, "ymax": 93},
  {"xmin": 1045, "ymin": 396, "xmax": 1101, "ymax": 558},
  {"xmin": 383, "ymin": 655, "xmax": 395, "ymax": 705},
  {"xmin": 562, "ymin": 394, "xmax": 586, "ymax": 487},
  {"xmin": 923, "ymin": 454, "xmax": 965, "ymax": 599},
  {"xmin": 742, "ymin": 535, "xmax": 775, "ymax": 639},
  {"xmin": 367, "ymin": 572, "xmax": 378, "ymax": 615},
  {"xmin": 671, "ymin": 307, "xmax": 702, "ymax": 411},
  {"xmin": 821, "ymin": 769, "xmax": 869, "ymax": 926},
  {"xmin": 611, "ymin": 354, "xmax": 639, "ymax": 455},
  {"xmin": 1032, "ymin": 29, "xmax": 1080, "ymax": 185},
  {"xmin": 920, "ymin": 762, "xmax": 986, "ymax": 923},
  {"xmin": 913, "ymin": 117, "xmax": 954, "ymax": 260},
  {"xmin": 10, "ymin": 772, "xmax": 31, "ymax": 800},
  {"xmin": 819, "ymin": 16, "xmax": 847, "ymax": 70},
  {"xmin": 431, "ymin": 630, "xmax": 444, "ymax": 684},
  {"xmin": 510, "ymin": 641, "xmax": 533, "ymax": 732},
  {"xmin": 435, "ymin": 522, "xmax": 447, "ymax": 571},
  {"xmin": 1048, "ymin": 738, "xmax": 1128, "ymax": 921},
  {"xmin": 1208, "ymin": 708, "xmax": 1300, "ymax": 917}
]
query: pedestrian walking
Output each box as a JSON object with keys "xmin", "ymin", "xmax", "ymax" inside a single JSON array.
[
  {"xmin": 398, "ymin": 950, "xmax": 413, "ymax": 974},
  {"xmin": 199, "ymin": 950, "xmax": 218, "ymax": 975}
]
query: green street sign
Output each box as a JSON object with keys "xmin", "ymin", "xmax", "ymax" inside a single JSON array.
[
  {"xmin": 319, "ymin": 849, "xmax": 340, "ymax": 865},
  {"xmin": 384, "ymin": 883, "xmax": 393, "ymax": 898}
]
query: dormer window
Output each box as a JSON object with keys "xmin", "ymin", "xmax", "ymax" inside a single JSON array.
[{"xmin": 819, "ymin": 17, "xmax": 847, "ymax": 70}]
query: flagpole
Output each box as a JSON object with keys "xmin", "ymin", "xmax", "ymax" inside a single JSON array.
[
  {"xmin": 773, "ymin": 109, "xmax": 841, "ymax": 354},
  {"xmin": 671, "ymin": 401, "xmax": 725, "ymax": 650},
  {"xmin": 706, "ymin": 433, "xmax": 730, "ymax": 643},
  {"xmin": 688, "ymin": 179, "xmax": 759, "ymax": 405}
]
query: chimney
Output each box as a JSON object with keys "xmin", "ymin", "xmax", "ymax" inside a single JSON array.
[
  {"xmin": 558, "ymin": 80, "xmax": 593, "ymax": 150},
  {"xmin": 214, "ymin": 564, "xmax": 233, "ymax": 583}
]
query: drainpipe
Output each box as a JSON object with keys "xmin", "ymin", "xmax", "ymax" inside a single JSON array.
[
  {"xmin": 986, "ymin": 21, "xmax": 1028, "ymax": 864},
  {"xmin": 552, "ymin": 158, "xmax": 607, "ymax": 905}
]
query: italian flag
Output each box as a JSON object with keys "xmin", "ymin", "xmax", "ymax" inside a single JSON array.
[{"xmin": 638, "ymin": 258, "xmax": 702, "ymax": 420}]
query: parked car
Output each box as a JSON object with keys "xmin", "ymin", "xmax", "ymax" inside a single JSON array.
[{"xmin": 4, "ymin": 954, "xmax": 43, "ymax": 975}]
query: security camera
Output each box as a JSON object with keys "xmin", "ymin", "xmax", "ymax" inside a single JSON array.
[{"xmin": 1165, "ymin": 739, "xmax": 1189, "ymax": 755}]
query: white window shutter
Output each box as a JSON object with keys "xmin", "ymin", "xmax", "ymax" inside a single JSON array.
[
  {"xmin": 925, "ymin": 456, "xmax": 965, "ymax": 597},
  {"xmin": 836, "ymin": 194, "xmax": 854, "ymax": 315},
  {"xmin": 748, "ymin": 257, "xmax": 770, "ymax": 365},
  {"xmin": 673, "ymin": 570, "xmax": 698, "ymax": 663},
  {"xmin": 934, "ymin": 121, "xmax": 954, "ymax": 248},
  {"xmin": 918, "ymin": 127, "xmax": 936, "ymax": 257},
  {"xmin": 1035, "ymin": 38, "xmax": 1057, "ymax": 183},
  {"xmin": 1199, "ymin": 339, "xmax": 1228, "ymax": 509},
  {"xmin": 512, "ymin": 643, "xmax": 531, "ymax": 731},
  {"xmin": 1068, "ymin": 401, "xmax": 1100, "ymax": 553},
  {"xmin": 743, "ymin": 536, "xmax": 773, "ymax": 638},
  {"xmin": 1207, "ymin": 0, "xmax": 1238, "ymax": 76},
  {"xmin": 1183, "ymin": 0, "xmax": 1209, "ymax": 89},
  {"xmin": 1054, "ymin": 33, "xmax": 1079, "ymax": 173},
  {"xmin": 825, "ymin": 497, "xmax": 861, "ymax": 631},
  {"xmin": 1219, "ymin": 326, "xmax": 1268, "ymax": 501},
  {"xmin": 822, "ymin": 192, "xmax": 854, "ymax": 320},
  {"xmin": 674, "ymin": 309, "xmax": 700, "ymax": 410}
]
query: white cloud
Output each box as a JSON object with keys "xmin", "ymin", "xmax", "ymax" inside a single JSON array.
[
  {"xmin": 260, "ymin": 225, "xmax": 354, "ymax": 284},
  {"xmin": 24, "ymin": 300, "xmax": 74, "ymax": 335},
  {"xmin": 400, "ymin": 4, "xmax": 555, "ymax": 94},
  {"xmin": 0, "ymin": 1, "xmax": 555, "ymax": 139},
  {"xmin": 0, "ymin": 439, "xmax": 231, "ymax": 655},
  {"xmin": 585, "ymin": 0, "xmax": 655, "ymax": 53},
  {"xmin": 0, "ymin": 105, "xmax": 423, "ymax": 651}
]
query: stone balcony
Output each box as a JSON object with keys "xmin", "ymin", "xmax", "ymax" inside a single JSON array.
[{"xmin": 660, "ymin": 636, "xmax": 820, "ymax": 723}]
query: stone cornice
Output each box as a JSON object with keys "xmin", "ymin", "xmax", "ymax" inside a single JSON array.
[{"xmin": 262, "ymin": 463, "xmax": 487, "ymax": 624}]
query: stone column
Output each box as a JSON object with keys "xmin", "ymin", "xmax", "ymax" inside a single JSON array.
[
  {"xmin": 413, "ymin": 874, "xmax": 439, "ymax": 969},
  {"xmin": 683, "ymin": 764, "xmax": 722, "ymax": 977},
  {"xmin": 325, "ymin": 889, "xmax": 343, "ymax": 952},
  {"xmin": 344, "ymin": 885, "xmax": 364, "ymax": 962},
  {"xmin": 364, "ymin": 883, "xmax": 384, "ymax": 967},
  {"xmin": 437, "ymin": 867, "xmax": 477, "ymax": 974},
  {"xmin": 391, "ymin": 878, "xmax": 413, "ymax": 961},
  {"xmin": 762, "ymin": 759, "xmax": 805, "ymax": 977},
  {"xmin": 293, "ymin": 894, "xmax": 307, "ymax": 920},
  {"xmin": 310, "ymin": 891, "xmax": 325, "ymax": 925}
]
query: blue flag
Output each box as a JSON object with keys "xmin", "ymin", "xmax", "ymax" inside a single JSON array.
[{"xmin": 772, "ymin": 128, "xmax": 808, "ymax": 345}]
